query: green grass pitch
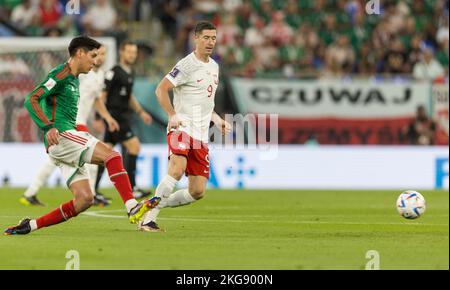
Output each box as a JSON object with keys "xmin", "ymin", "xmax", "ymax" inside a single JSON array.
[{"xmin": 0, "ymin": 187, "xmax": 448, "ymax": 270}]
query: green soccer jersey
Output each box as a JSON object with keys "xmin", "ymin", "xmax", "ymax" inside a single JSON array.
[{"xmin": 24, "ymin": 63, "xmax": 80, "ymax": 147}]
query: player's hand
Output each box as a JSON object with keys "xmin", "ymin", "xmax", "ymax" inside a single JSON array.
[
  {"xmin": 168, "ymin": 114, "xmax": 183, "ymax": 130},
  {"xmin": 106, "ymin": 117, "xmax": 120, "ymax": 132},
  {"xmin": 216, "ymin": 119, "xmax": 232, "ymax": 135},
  {"xmin": 140, "ymin": 111, "xmax": 153, "ymax": 125},
  {"xmin": 46, "ymin": 128, "xmax": 60, "ymax": 146}
]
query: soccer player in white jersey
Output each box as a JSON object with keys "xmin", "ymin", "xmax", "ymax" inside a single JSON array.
[
  {"xmin": 19, "ymin": 45, "xmax": 119, "ymax": 207},
  {"xmin": 139, "ymin": 21, "xmax": 232, "ymax": 232}
]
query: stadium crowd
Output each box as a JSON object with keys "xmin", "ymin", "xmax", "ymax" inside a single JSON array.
[{"xmin": 0, "ymin": 0, "xmax": 448, "ymax": 80}]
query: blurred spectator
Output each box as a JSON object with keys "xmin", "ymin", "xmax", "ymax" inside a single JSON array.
[
  {"xmin": 320, "ymin": 14, "xmax": 338, "ymax": 46},
  {"xmin": 38, "ymin": 0, "xmax": 63, "ymax": 30},
  {"xmin": 221, "ymin": 0, "xmax": 243, "ymax": 13},
  {"xmin": 256, "ymin": 37, "xmax": 279, "ymax": 72},
  {"xmin": 413, "ymin": 47, "xmax": 445, "ymax": 81},
  {"xmin": 284, "ymin": 0, "xmax": 301, "ymax": 29},
  {"xmin": 379, "ymin": 38, "xmax": 408, "ymax": 74},
  {"xmin": 403, "ymin": 105, "xmax": 437, "ymax": 145},
  {"xmin": 222, "ymin": 33, "xmax": 252, "ymax": 74},
  {"xmin": 436, "ymin": 16, "xmax": 449, "ymax": 45},
  {"xmin": 217, "ymin": 13, "xmax": 240, "ymax": 48},
  {"xmin": 0, "ymin": 0, "xmax": 22, "ymax": 18},
  {"xmin": 10, "ymin": 0, "xmax": 39, "ymax": 30},
  {"xmin": 408, "ymin": 34, "xmax": 424, "ymax": 66},
  {"xmin": 324, "ymin": 35, "xmax": 355, "ymax": 77},
  {"xmin": 264, "ymin": 11, "xmax": 293, "ymax": 47},
  {"xmin": 295, "ymin": 23, "xmax": 319, "ymax": 51},
  {"xmin": 83, "ymin": 0, "xmax": 117, "ymax": 36},
  {"xmin": 244, "ymin": 16, "xmax": 265, "ymax": 47},
  {"xmin": 358, "ymin": 41, "xmax": 377, "ymax": 75},
  {"xmin": 257, "ymin": 0, "xmax": 274, "ymax": 25}
]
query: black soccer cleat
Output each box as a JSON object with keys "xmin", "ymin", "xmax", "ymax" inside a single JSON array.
[
  {"xmin": 4, "ymin": 218, "xmax": 32, "ymax": 235},
  {"xmin": 133, "ymin": 187, "xmax": 152, "ymax": 199},
  {"xmin": 19, "ymin": 196, "xmax": 45, "ymax": 206},
  {"xmin": 93, "ymin": 194, "xmax": 111, "ymax": 207},
  {"xmin": 95, "ymin": 191, "xmax": 112, "ymax": 201},
  {"xmin": 139, "ymin": 221, "xmax": 165, "ymax": 233}
]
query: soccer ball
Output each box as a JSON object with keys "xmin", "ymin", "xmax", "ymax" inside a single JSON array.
[{"xmin": 396, "ymin": 190, "xmax": 426, "ymax": 219}]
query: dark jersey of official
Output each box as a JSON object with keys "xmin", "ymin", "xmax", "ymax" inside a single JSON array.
[{"xmin": 103, "ymin": 65, "xmax": 134, "ymax": 123}]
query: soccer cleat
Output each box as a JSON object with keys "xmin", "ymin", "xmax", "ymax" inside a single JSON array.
[
  {"xmin": 132, "ymin": 187, "xmax": 152, "ymax": 199},
  {"xmin": 128, "ymin": 196, "xmax": 161, "ymax": 224},
  {"xmin": 4, "ymin": 218, "xmax": 32, "ymax": 235},
  {"xmin": 93, "ymin": 194, "xmax": 111, "ymax": 207},
  {"xmin": 139, "ymin": 221, "xmax": 165, "ymax": 233},
  {"xmin": 19, "ymin": 196, "xmax": 45, "ymax": 206},
  {"xmin": 96, "ymin": 191, "xmax": 112, "ymax": 201}
]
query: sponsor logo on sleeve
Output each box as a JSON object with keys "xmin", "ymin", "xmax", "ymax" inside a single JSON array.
[
  {"xmin": 44, "ymin": 78, "xmax": 57, "ymax": 91},
  {"xmin": 169, "ymin": 67, "xmax": 180, "ymax": 78},
  {"xmin": 105, "ymin": 70, "xmax": 114, "ymax": 81}
]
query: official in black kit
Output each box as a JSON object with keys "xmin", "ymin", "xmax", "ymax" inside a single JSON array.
[{"xmin": 94, "ymin": 41, "xmax": 153, "ymax": 199}]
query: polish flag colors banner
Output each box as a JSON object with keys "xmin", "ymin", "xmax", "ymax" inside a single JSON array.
[
  {"xmin": 432, "ymin": 84, "xmax": 449, "ymax": 145},
  {"xmin": 230, "ymin": 78, "xmax": 447, "ymax": 145}
]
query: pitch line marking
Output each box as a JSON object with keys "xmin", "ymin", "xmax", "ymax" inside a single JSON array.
[{"xmin": 80, "ymin": 210, "xmax": 449, "ymax": 227}]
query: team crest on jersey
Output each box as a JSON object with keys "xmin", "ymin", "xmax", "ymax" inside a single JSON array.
[{"xmin": 169, "ymin": 67, "xmax": 180, "ymax": 78}]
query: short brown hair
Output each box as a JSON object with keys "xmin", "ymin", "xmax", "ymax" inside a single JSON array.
[
  {"xmin": 120, "ymin": 40, "xmax": 137, "ymax": 51},
  {"xmin": 194, "ymin": 21, "xmax": 216, "ymax": 36}
]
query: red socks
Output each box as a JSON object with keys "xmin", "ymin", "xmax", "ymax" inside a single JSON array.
[
  {"xmin": 35, "ymin": 152, "xmax": 133, "ymax": 230},
  {"xmin": 36, "ymin": 200, "xmax": 77, "ymax": 229},
  {"xmin": 105, "ymin": 152, "xmax": 134, "ymax": 203}
]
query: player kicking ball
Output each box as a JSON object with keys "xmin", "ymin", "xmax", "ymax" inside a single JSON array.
[
  {"xmin": 5, "ymin": 36, "xmax": 160, "ymax": 235},
  {"xmin": 139, "ymin": 21, "xmax": 231, "ymax": 232}
]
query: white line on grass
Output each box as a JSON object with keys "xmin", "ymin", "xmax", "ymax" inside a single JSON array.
[{"xmin": 80, "ymin": 210, "xmax": 448, "ymax": 227}]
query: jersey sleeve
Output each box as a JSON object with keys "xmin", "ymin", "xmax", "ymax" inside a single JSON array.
[
  {"xmin": 24, "ymin": 74, "xmax": 59, "ymax": 131},
  {"xmin": 165, "ymin": 61, "xmax": 191, "ymax": 87}
]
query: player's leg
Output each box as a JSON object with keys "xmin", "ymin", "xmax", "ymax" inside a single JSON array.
[
  {"xmin": 90, "ymin": 141, "xmax": 160, "ymax": 223},
  {"xmin": 94, "ymin": 140, "xmax": 114, "ymax": 196},
  {"xmin": 139, "ymin": 154, "xmax": 186, "ymax": 232},
  {"xmin": 162, "ymin": 175, "xmax": 206, "ymax": 208},
  {"xmin": 87, "ymin": 163, "xmax": 110, "ymax": 207},
  {"xmin": 140, "ymin": 137, "xmax": 209, "ymax": 232},
  {"xmin": 5, "ymin": 167, "xmax": 93, "ymax": 235},
  {"xmin": 122, "ymin": 135, "xmax": 151, "ymax": 199},
  {"xmin": 20, "ymin": 158, "xmax": 57, "ymax": 206}
]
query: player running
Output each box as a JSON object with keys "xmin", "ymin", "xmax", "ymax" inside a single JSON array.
[
  {"xmin": 5, "ymin": 36, "xmax": 159, "ymax": 235},
  {"xmin": 94, "ymin": 41, "xmax": 153, "ymax": 200},
  {"xmin": 139, "ymin": 21, "xmax": 231, "ymax": 232},
  {"xmin": 18, "ymin": 45, "xmax": 116, "ymax": 207}
]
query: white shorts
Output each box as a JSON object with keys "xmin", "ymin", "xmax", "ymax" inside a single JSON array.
[{"xmin": 48, "ymin": 130, "xmax": 99, "ymax": 187}]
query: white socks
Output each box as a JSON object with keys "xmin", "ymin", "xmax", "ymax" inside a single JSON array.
[
  {"xmin": 155, "ymin": 175, "xmax": 177, "ymax": 198},
  {"xmin": 24, "ymin": 159, "xmax": 57, "ymax": 198},
  {"xmin": 164, "ymin": 189, "xmax": 196, "ymax": 208},
  {"xmin": 142, "ymin": 176, "xmax": 197, "ymax": 225},
  {"xmin": 29, "ymin": 220, "xmax": 38, "ymax": 232},
  {"xmin": 125, "ymin": 199, "xmax": 138, "ymax": 213}
]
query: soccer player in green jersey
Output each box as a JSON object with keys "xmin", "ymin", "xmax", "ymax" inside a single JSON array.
[{"xmin": 5, "ymin": 36, "xmax": 160, "ymax": 235}]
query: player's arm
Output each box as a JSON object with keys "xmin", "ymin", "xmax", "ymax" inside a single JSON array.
[
  {"xmin": 94, "ymin": 91, "xmax": 119, "ymax": 132},
  {"xmin": 24, "ymin": 77, "xmax": 59, "ymax": 145},
  {"xmin": 155, "ymin": 77, "xmax": 182, "ymax": 129},
  {"xmin": 212, "ymin": 111, "xmax": 232, "ymax": 135},
  {"xmin": 129, "ymin": 95, "xmax": 152, "ymax": 124}
]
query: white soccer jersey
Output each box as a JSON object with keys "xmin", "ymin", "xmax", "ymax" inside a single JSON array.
[
  {"xmin": 165, "ymin": 52, "xmax": 219, "ymax": 143},
  {"xmin": 76, "ymin": 69, "xmax": 105, "ymax": 125}
]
